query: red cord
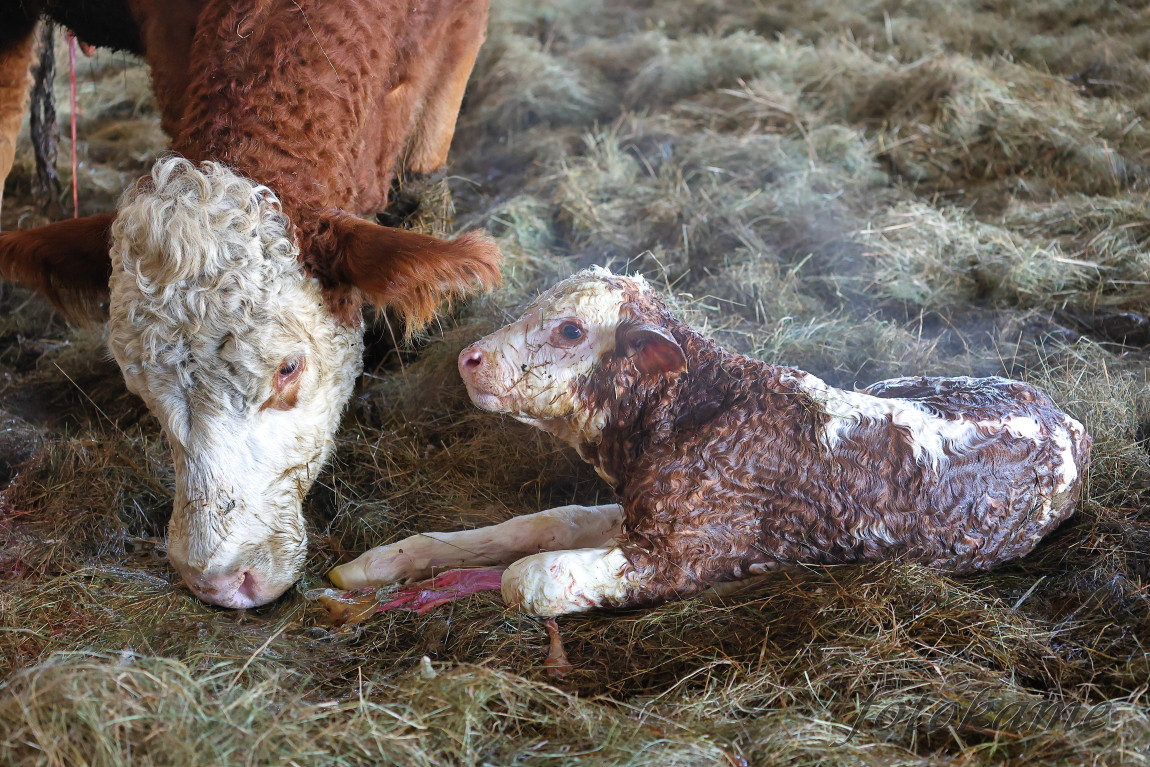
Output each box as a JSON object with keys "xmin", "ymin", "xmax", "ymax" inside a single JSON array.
[{"xmin": 67, "ymin": 30, "xmax": 78, "ymax": 218}]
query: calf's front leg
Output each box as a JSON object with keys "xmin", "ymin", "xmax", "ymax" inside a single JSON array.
[{"xmin": 328, "ymin": 503, "xmax": 623, "ymax": 589}]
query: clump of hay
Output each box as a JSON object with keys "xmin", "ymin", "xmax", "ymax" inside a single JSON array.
[
  {"xmin": 0, "ymin": 655, "xmax": 740, "ymax": 766},
  {"xmin": 868, "ymin": 56, "xmax": 1147, "ymax": 203},
  {"xmin": 864, "ymin": 202, "xmax": 1087, "ymax": 309},
  {"xmin": 623, "ymin": 31, "xmax": 781, "ymax": 108},
  {"xmin": 470, "ymin": 36, "xmax": 610, "ymax": 132},
  {"xmin": 865, "ymin": 198, "xmax": 1150, "ymax": 314}
]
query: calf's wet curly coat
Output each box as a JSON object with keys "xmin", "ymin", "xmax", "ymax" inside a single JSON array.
[{"xmin": 330, "ymin": 268, "xmax": 1092, "ymax": 616}]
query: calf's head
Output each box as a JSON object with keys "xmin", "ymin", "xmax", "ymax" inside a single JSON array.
[{"xmin": 458, "ymin": 267, "xmax": 686, "ymax": 445}]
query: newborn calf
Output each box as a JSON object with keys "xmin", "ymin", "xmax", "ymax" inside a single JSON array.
[{"xmin": 330, "ymin": 267, "xmax": 1092, "ymax": 616}]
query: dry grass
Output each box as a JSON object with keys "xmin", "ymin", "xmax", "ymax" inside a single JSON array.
[{"xmin": 1, "ymin": 1, "xmax": 1149, "ymax": 765}]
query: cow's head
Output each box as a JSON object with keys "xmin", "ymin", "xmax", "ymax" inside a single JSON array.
[
  {"xmin": 107, "ymin": 159, "xmax": 365, "ymax": 607},
  {"xmin": 0, "ymin": 157, "xmax": 501, "ymax": 607}
]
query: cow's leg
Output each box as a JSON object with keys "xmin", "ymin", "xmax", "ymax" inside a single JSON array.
[
  {"xmin": 0, "ymin": 15, "xmax": 38, "ymax": 225},
  {"xmin": 327, "ymin": 503, "xmax": 623, "ymax": 589},
  {"xmin": 403, "ymin": 0, "xmax": 489, "ymax": 173}
]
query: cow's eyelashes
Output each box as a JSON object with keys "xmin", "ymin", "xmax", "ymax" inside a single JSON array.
[
  {"xmin": 262, "ymin": 355, "xmax": 306, "ymax": 412},
  {"xmin": 275, "ymin": 356, "xmax": 304, "ymax": 390}
]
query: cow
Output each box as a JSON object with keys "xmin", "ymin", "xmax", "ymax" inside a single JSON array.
[{"xmin": 0, "ymin": 0, "xmax": 502, "ymax": 608}]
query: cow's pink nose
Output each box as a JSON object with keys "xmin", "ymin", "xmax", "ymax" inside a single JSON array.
[
  {"xmin": 184, "ymin": 569, "xmax": 268, "ymax": 609},
  {"xmin": 458, "ymin": 346, "xmax": 484, "ymax": 374}
]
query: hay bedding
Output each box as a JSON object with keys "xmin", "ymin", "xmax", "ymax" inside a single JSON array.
[{"xmin": 1, "ymin": 0, "xmax": 1149, "ymax": 764}]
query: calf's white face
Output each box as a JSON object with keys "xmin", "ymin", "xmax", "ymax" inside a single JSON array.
[
  {"xmin": 107, "ymin": 159, "xmax": 363, "ymax": 608},
  {"xmin": 458, "ymin": 269, "xmax": 637, "ymax": 435},
  {"xmin": 458, "ymin": 267, "xmax": 689, "ymax": 451}
]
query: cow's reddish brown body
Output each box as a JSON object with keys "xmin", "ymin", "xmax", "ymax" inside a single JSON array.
[{"xmin": 0, "ymin": 0, "xmax": 498, "ymax": 324}]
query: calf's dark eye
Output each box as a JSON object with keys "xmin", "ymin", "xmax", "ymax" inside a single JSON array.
[
  {"xmin": 560, "ymin": 322, "xmax": 583, "ymax": 341},
  {"xmin": 279, "ymin": 359, "xmax": 299, "ymax": 377}
]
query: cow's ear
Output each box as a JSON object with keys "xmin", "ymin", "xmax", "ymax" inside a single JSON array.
[
  {"xmin": 617, "ymin": 321, "xmax": 686, "ymax": 377},
  {"xmin": 0, "ymin": 214, "xmax": 115, "ymax": 322},
  {"xmin": 317, "ymin": 213, "xmax": 502, "ymax": 335}
]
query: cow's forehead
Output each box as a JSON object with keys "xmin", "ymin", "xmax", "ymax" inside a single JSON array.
[
  {"xmin": 118, "ymin": 159, "xmax": 298, "ymax": 280},
  {"xmin": 110, "ymin": 158, "xmax": 327, "ymax": 375},
  {"xmin": 126, "ymin": 265, "xmax": 320, "ymax": 357}
]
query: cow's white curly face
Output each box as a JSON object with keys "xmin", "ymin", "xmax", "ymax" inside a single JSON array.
[
  {"xmin": 458, "ymin": 267, "xmax": 644, "ymax": 447},
  {"xmin": 107, "ymin": 159, "xmax": 363, "ymax": 608}
]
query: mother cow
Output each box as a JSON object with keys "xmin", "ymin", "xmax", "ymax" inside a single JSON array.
[{"xmin": 0, "ymin": 0, "xmax": 501, "ymax": 607}]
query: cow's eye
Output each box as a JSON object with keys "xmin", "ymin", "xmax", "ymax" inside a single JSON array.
[
  {"xmin": 275, "ymin": 356, "xmax": 304, "ymax": 389},
  {"xmin": 560, "ymin": 322, "xmax": 583, "ymax": 341},
  {"xmin": 263, "ymin": 356, "xmax": 306, "ymax": 411}
]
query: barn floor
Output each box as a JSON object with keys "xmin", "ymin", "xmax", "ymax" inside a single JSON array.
[{"xmin": 1, "ymin": 1, "xmax": 1149, "ymax": 765}]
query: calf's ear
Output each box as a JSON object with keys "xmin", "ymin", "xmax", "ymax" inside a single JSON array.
[
  {"xmin": 317, "ymin": 213, "xmax": 502, "ymax": 335},
  {"xmin": 617, "ymin": 321, "xmax": 687, "ymax": 376},
  {"xmin": 0, "ymin": 214, "xmax": 115, "ymax": 323}
]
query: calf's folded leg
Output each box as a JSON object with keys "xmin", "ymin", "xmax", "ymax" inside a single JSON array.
[
  {"xmin": 501, "ymin": 547, "xmax": 649, "ymax": 617},
  {"xmin": 328, "ymin": 503, "xmax": 623, "ymax": 589},
  {"xmin": 501, "ymin": 537, "xmax": 790, "ymax": 616}
]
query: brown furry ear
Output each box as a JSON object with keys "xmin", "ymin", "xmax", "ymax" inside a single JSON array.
[
  {"xmin": 0, "ymin": 214, "xmax": 114, "ymax": 323},
  {"xmin": 318, "ymin": 213, "xmax": 502, "ymax": 334},
  {"xmin": 617, "ymin": 321, "xmax": 686, "ymax": 377}
]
